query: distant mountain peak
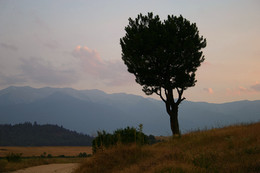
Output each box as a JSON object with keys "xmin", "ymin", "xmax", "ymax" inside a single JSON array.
[{"xmin": 0, "ymin": 86, "xmax": 259, "ymax": 135}]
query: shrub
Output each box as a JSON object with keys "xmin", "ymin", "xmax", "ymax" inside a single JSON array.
[
  {"xmin": 78, "ymin": 152, "xmax": 89, "ymax": 158},
  {"xmin": 92, "ymin": 125, "xmax": 149, "ymax": 153},
  {"xmin": 40, "ymin": 152, "xmax": 47, "ymax": 158},
  {"xmin": 6, "ymin": 153, "xmax": 22, "ymax": 162},
  {"xmin": 148, "ymin": 135, "xmax": 157, "ymax": 144}
]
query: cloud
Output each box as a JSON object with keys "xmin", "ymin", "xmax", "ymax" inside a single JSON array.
[
  {"xmin": 0, "ymin": 45, "xmax": 133, "ymax": 88},
  {"xmin": 72, "ymin": 45, "xmax": 104, "ymax": 75},
  {"xmin": 0, "ymin": 71, "xmax": 25, "ymax": 86},
  {"xmin": 226, "ymin": 81, "xmax": 260, "ymax": 96},
  {"xmin": 251, "ymin": 82, "xmax": 260, "ymax": 92},
  {"xmin": 0, "ymin": 43, "xmax": 18, "ymax": 51},
  {"xmin": 44, "ymin": 41, "xmax": 60, "ymax": 50},
  {"xmin": 20, "ymin": 57, "xmax": 79, "ymax": 85},
  {"xmin": 203, "ymin": 88, "xmax": 214, "ymax": 94},
  {"xmin": 226, "ymin": 86, "xmax": 255, "ymax": 96},
  {"xmin": 72, "ymin": 45, "xmax": 132, "ymax": 86}
]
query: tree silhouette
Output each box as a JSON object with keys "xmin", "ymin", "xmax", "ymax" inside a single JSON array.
[{"xmin": 120, "ymin": 12, "xmax": 206, "ymax": 135}]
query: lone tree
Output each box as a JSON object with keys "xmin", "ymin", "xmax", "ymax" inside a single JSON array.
[{"xmin": 120, "ymin": 13, "xmax": 206, "ymax": 135}]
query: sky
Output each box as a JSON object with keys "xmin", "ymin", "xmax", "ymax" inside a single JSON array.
[{"xmin": 0, "ymin": 0, "xmax": 260, "ymax": 103}]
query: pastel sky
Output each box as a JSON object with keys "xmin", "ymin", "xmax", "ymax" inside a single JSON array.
[{"xmin": 0, "ymin": 0, "xmax": 259, "ymax": 103}]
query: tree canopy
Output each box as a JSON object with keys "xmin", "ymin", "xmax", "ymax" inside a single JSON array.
[{"xmin": 120, "ymin": 12, "xmax": 206, "ymax": 135}]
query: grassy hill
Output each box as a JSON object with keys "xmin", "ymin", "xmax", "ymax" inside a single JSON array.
[{"xmin": 76, "ymin": 122, "xmax": 260, "ymax": 173}]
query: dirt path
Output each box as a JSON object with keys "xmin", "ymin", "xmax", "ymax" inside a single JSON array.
[{"xmin": 11, "ymin": 163, "xmax": 79, "ymax": 173}]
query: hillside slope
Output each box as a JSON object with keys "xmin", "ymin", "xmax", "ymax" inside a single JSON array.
[
  {"xmin": 0, "ymin": 122, "xmax": 94, "ymax": 146},
  {"xmin": 76, "ymin": 122, "xmax": 260, "ymax": 173}
]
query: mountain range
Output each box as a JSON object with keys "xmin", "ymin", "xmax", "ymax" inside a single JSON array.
[{"xmin": 0, "ymin": 86, "xmax": 259, "ymax": 135}]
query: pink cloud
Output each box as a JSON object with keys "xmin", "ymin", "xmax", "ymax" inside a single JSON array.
[
  {"xmin": 226, "ymin": 86, "xmax": 256, "ymax": 96},
  {"xmin": 74, "ymin": 45, "xmax": 103, "ymax": 63},
  {"xmin": 72, "ymin": 45, "xmax": 133, "ymax": 86},
  {"xmin": 203, "ymin": 88, "xmax": 214, "ymax": 94},
  {"xmin": 251, "ymin": 82, "xmax": 260, "ymax": 92},
  {"xmin": 238, "ymin": 86, "xmax": 248, "ymax": 92},
  {"xmin": 72, "ymin": 45, "xmax": 104, "ymax": 76}
]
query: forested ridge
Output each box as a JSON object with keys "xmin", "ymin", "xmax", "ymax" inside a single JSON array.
[{"xmin": 0, "ymin": 122, "xmax": 94, "ymax": 146}]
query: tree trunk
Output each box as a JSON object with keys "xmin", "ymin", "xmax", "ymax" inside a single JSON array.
[
  {"xmin": 165, "ymin": 101, "xmax": 180, "ymax": 136},
  {"xmin": 169, "ymin": 107, "xmax": 180, "ymax": 135},
  {"xmin": 162, "ymin": 88, "xmax": 183, "ymax": 136}
]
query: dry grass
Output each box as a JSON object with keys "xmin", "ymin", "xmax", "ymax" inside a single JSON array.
[
  {"xmin": 0, "ymin": 157, "xmax": 83, "ymax": 172},
  {"xmin": 76, "ymin": 122, "xmax": 260, "ymax": 173},
  {"xmin": 0, "ymin": 146, "xmax": 92, "ymax": 157}
]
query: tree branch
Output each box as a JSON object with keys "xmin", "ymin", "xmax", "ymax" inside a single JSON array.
[
  {"xmin": 168, "ymin": 88, "xmax": 175, "ymax": 104},
  {"xmin": 176, "ymin": 87, "xmax": 185, "ymax": 105},
  {"xmin": 155, "ymin": 87, "xmax": 166, "ymax": 103}
]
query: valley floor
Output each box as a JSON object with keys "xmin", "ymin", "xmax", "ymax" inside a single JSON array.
[
  {"xmin": 0, "ymin": 146, "xmax": 92, "ymax": 157},
  {"xmin": 0, "ymin": 147, "xmax": 91, "ymax": 172}
]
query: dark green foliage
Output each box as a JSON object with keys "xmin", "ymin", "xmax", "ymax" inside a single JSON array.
[
  {"xmin": 78, "ymin": 152, "xmax": 91, "ymax": 158},
  {"xmin": 120, "ymin": 12, "xmax": 206, "ymax": 92},
  {"xmin": 0, "ymin": 122, "xmax": 94, "ymax": 146},
  {"xmin": 6, "ymin": 153, "xmax": 22, "ymax": 162},
  {"xmin": 92, "ymin": 125, "xmax": 151, "ymax": 153},
  {"xmin": 114, "ymin": 126, "xmax": 148, "ymax": 145},
  {"xmin": 120, "ymin": 12, "xmax": 206, "ymax": 135},
  {"xmin": 147, "ymin": 135, "xmax": 157, "ymax": 145},
  {"xmin": 40, "ymin": 152, "xmax": 47, "ymax": 158}
]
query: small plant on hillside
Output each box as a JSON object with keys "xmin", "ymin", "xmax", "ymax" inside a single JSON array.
[
  {"xmin": 92, "ymin": 130, "xmax": 115, "ymax": 153},
  {"xmin": 114, "ymin": 126, "xmax": 148, "ymax": 145},
  {"xmin": 92, "ymin": 125, "xmax": 150, "ymax": 153}
]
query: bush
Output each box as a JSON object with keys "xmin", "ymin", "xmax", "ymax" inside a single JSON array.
[
  {"xmin": 92, "ymin": 124, "xmax": 149, "ymax": 153},
  {"xmin": 40, "ymin": 152, "xmax": 47, "ymax": 158},
  {"xmin": 78, "ymin": 152, "xmax": 89, "ymax": 158},
  {"xmin": 6, "ymin": 153, "xmax": 22, "ymax": 162},
  {"xmin": 148, "ymin": 135, "xmax": 157, "ymax": 144}
]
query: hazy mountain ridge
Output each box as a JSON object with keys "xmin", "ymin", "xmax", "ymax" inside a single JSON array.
[{"xmin": 0, "ymin": 86, "xmax": 259, "ymax": 135}]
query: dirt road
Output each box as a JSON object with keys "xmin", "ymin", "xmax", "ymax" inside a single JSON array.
[{"xmin": 11, "ymin": 163, "xmax": 79, "ymax": 173}]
